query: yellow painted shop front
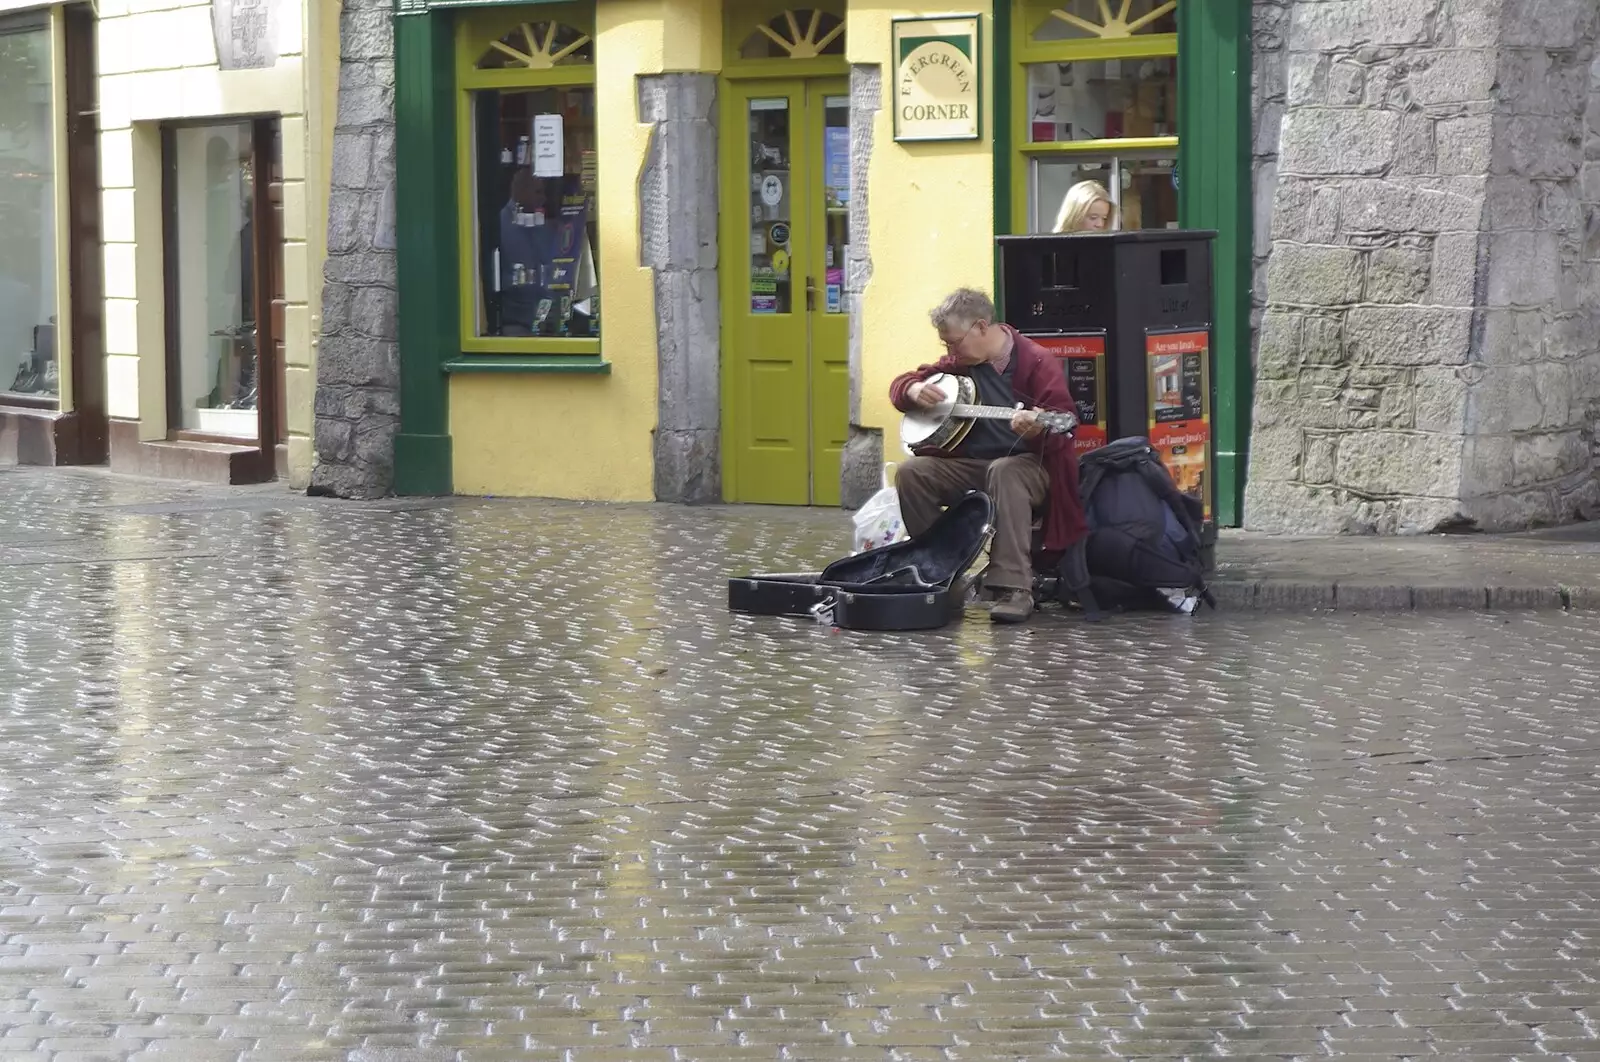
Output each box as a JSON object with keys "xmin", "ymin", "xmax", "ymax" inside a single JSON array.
[
  {"xmin": 395, "ymin": 0, "xmax": 719, "ymax": 500},
  {"xmin": 392, "ymin": 0, "xmax": 1251, "ymax": 522}
]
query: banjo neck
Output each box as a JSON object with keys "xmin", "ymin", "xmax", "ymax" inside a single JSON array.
[{"xmin": 949, "ymin": 403, "xmax": 1028, "ymax": 421}]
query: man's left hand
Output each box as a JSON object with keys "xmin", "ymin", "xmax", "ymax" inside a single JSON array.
[{"xmin": 1011, "ymin": 405, "xmax": 1044, "ymax": 439}]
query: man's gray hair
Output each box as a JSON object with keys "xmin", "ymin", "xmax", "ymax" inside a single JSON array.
[{"xmin": 929, "ymin": 287, "xmax": 997, "ymax": 331}]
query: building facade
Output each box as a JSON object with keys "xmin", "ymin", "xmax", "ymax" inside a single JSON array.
[
  {"xmin": 311, "ymin": 0, "xmax": 1600, "ymax": 535},
  {"xmin": 96, "ymin": 0, "xmax": 339, "ymax": 485}
]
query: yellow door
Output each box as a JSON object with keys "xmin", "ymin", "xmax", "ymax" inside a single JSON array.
[{"xmin": 721, "ymin": 78, "xmax": 850, "ymax": 505}]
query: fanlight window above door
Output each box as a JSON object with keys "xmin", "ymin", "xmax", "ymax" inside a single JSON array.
[
  {"xmin": 1032, "ymin": 0, "xmax": 1177, "ymax": 42},
  {"xmin": 739, "ymin": 8, "xmax": 844, "ymax": 60},
  {"xmin": 476, "ymin": 20, "xmax": 593, "ymax": 69}
]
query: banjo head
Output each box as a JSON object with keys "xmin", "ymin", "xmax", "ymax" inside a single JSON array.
[{"xmin": 899, "ymin": 372, "xmax": 976, "ymax": 454}]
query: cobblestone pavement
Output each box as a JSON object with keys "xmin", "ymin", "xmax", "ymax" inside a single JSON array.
[{"xmin": 5, "ymin": 467, "xmax": 1600, "ymax": 1060}]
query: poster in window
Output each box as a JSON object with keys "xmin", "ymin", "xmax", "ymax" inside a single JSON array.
[
  {"xmin": 533, "ymin": 114, "xmax": 564, "ymax": 178},
  {"xmin": 751, "ymin": 275, "xmax": 778, "ymax": 314},
  {"xmin": 824, "ymin": 125, "xmax": 850, "ymax": 206},
  {"xmin": 544, "ymin": 194, "xmax": 591, "ymax": 334},
  {"xmin": 1146, "ymin": 330, "xmax": 1211, "ymax": 520},
  {"xmin": 580, "ymin": 149, "xmax": 597, "ymax": 196},
  {"xmin": 1031, "ymin": 333, "xmax": 1107, "ymax": 458},
  {"xmin": 546, "ymin": 196, "xmax": 587, "ymax": 290}
]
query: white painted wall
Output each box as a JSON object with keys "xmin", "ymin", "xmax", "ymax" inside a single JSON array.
[{"xmin": 97, "ymin": 0, "xmax": 327, "ymax": 482}]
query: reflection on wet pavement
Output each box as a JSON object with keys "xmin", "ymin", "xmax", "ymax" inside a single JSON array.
[{"xmin": 3, "ymin": 468, "xmax": 1600, "ymax": 1060}]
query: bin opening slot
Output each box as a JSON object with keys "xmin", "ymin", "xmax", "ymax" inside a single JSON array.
[
  {"xmin": 1159, "ymin": 249, "xmax": 1187, "ymax": 286},
  {"xmin": 1040, "ymin": 251, "xmax": 1079, "ymax": 291}
]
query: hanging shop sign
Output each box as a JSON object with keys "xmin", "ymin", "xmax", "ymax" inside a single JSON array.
[
  {"xmin": 213, "ymin": 0, "xmax": 278, "ymax": 70},
  {"xmin": 891, "ymin": 14, "xmax": 981, "ymax": 143}
]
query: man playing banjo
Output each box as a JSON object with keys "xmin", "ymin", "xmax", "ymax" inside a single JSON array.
[{"xmin": 889, "ymin": 288, "xmax": 1088, "ymax": 624}]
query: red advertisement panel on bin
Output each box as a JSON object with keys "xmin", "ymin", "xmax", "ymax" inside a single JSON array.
[
  {"xmin": 1146, "ymin": 329, "xmax": 1212, "ymax": 522},
  {"xmin": 1031, "ymin": 333, "xmax": 1107, "ymax": 459}
]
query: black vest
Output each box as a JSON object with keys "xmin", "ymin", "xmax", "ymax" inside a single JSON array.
[{"xmin": 961, "ymin": 360, "xmax": 1024, "ymax": 459}]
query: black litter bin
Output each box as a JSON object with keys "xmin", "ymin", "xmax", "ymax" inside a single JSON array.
[{"xmin": 998, "ymin": 230, "xmax": 1218, "ymax": 559}]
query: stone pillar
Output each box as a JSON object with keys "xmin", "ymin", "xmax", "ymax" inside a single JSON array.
[
  {"xmin": 1251, "ymin": 1, "xmax": 1290, "ymax": 337},
  {"xmin": 309, "ymin": 0, "xmax": 400, "ymax": 499},
  {"xmin": 1465, "ymin": 10, "xmax": 1600, "ymax": 529},
  {"xmin": 840, "ymin": 63, "xmax": 882, "ymax": 510},
  {"xmin": 1246, "ymin": 0, "xmax": 1600, "ymax": 533},
  {"xmin": 642, "ymin": 74, "xmax": 721, "ymax": 505}
]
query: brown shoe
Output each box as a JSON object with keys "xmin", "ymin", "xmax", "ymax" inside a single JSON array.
[{"xmin": 989, "ymin": 589, "xmax": 1034, "ymax": 624}]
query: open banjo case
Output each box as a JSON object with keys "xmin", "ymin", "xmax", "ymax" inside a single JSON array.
[{"xmin": 728, "ymin": 491, "xmax": 995, "ymax": 631}]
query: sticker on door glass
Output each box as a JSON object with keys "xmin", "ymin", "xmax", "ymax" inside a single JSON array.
[
  {"xmin": 826, "ymin": 267, "xmax": 844, "ymax": 314},
  {"xmin": 752, "ymin": 275, "xmax": 777, "ymax": 314}
]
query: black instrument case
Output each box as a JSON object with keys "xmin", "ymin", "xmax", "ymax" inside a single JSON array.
[{"xmin": 727, "ymin": 491, "xmax": 995, "ymax": 630}]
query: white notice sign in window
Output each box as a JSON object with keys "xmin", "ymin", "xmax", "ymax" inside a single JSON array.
[{"xmin": 533, "ymin": 114, "xmax": 564, "ymax": 178}]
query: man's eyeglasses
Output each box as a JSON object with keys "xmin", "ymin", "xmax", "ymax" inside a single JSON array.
[{"xmin": 940, "ymin": 321, "xmax": 980, "ymax": 349}]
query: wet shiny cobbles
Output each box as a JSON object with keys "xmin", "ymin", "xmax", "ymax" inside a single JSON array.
[{"xmin": 4, "ymin": 467, "xmax": 1600, "ymax": 1060}]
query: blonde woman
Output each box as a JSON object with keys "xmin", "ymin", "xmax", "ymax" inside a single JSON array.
[{"xmin": 1052, "ymin": 179, "xmax": 1116, "ymax": 233}]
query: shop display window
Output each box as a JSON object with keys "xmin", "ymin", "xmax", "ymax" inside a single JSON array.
[
  {"xmin": 459, "ymin": 13, "xmax": 598, "ymax": 350},
  {"xmin": 468, "ymin": 84, "xmax": 598, "ymax": 339},
  {"xmin": 163, "ymin": 120, "xmax": 282, "ymax": 441},
  {"xmin": 1030, "ymin": 153, "xmax": 1178, "ymax": 233},
  {"xmin": 0, "ymin": 17, "xmax": 58, "ymax": 403},
  {"xmin": 1025, "ymin": 57, "xmax": 1176, "ymax": 145}
]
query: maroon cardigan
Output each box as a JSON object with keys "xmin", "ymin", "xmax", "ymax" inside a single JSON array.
[{"xmin": 889, "ymin": 326, "xmax": 1087, "ymax": 551}]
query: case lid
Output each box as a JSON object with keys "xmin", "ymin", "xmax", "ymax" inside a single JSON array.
[{"xmin": 822, "ymin": 490, "xmax": 995, "ymax": 589}]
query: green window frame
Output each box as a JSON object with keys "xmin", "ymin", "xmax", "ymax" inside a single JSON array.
[{"xmin": 1008, "ymin": 0, "xmax": 1179, "ymax": 234}]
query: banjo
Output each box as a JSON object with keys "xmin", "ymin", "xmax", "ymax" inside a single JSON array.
[{"xmin": 900, "ymin": 372, "xmax": 1078, "ymax": 454}]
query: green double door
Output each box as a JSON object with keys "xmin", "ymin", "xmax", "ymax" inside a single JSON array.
[{"xmin": 721, "ymin": 79, "xmax": 850, "ymax": 506}]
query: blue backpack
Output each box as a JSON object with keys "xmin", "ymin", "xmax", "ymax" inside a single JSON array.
[{"xmin": 1048, "ymin": 437, "xmax": 1215, "ymax": 619}]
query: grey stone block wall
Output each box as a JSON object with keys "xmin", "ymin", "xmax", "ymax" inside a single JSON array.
[
  {"xmin": 840, "ymin": 64, "xmax": 883, "ymax": 510},
  {"xmin": 641, "ymin": 74, "xmax": 721, "ymax": 505},
  {"xmin": 1246, "ymin": 0, "xmax": 1600, "ymax": 533},
  {"xmin": 309, "ymin": 0, "xmax": 399, "ymax": 499}
]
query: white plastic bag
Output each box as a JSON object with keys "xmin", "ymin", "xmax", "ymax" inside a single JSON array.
[{"xmin": 851, "ymin": 462, "xmax": 905, "ymax": 554}]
